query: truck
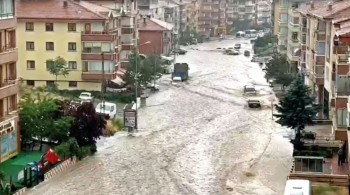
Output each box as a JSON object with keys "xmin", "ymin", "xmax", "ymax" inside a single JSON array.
[{"xmin": 172, "ymin": 63, "xmax": 189, "ymax": 81}]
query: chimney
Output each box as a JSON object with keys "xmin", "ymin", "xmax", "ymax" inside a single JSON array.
[
  {"xmin": 63, "ymin": 1, "xmax": 68, "ymax": 7},
  {"xmin": 310, "ymin": 1, "xmax": 314, "ymax": 9},
  {"xmin": 327, "ymin": 2, "xmax": 333, "ymax": 11}
]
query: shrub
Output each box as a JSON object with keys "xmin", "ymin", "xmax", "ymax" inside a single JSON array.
[
  {"xmin": 54, "ymin": 138, "xmax": 79, "ymax": 159},
  {"xmin": 303, "ymin": 131, "xmax": 316, "ymax": 140}
]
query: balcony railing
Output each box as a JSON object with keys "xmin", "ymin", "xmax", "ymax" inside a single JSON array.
[
  {"xmin": 337, "ymin": 77, "xmax": 350, "ymax": 96},
  {"xmin": 0, "ymin": 44, "xmax": 16, "ymax": 53},
  {"xmin": 314, "ymin": 66, "xmax": 324, "ymax": 78},
  {"xmin": 0, "ymin": 12, "xmax": 15, "ymax": 19},
  {"xmin": 0, "ymin": 79, "xmax": 17, "ymax": 88},
  {"xmin": 337, "ymin": 54, "xmax": 349, "ymax": 65}
]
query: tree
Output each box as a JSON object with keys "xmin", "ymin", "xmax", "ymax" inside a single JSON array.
[
  {"xmin": 65, "ymin": 103, "xmax": 105, "ymax": 147},
  {"xmin": 264, "ymin": 54, "xmax": 294, "ymax": 88},
  {"xmin": 231, "ymin": 20, "xmax": 254, "ymax": 32},
  {"xmin": 47, "ymin": 56, "xmax": 70, "ymax": 84},
  {"xmin": 19, "ymin": 99, "xmax": 72, "ymax": 151},
  {"xmin": 274, "ymin": 75, "xmax": 320, "ymax": 149},
  {"xmin": 124, "ymin": 54, "xmax": 164, "ymax": 87}
]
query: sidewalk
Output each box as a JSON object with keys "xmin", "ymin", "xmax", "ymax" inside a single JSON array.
[{"xmin": 323, "ymin": 155, "xmax": 349, "ymax": 175}]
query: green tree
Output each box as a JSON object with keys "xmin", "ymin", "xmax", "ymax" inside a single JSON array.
[
  {"xmin": 264, "ymin": 54, "xmax": 294, "ymax": 88},
  {"xmin": 19, "ymin": 99, "xmax": 72, "ymax": 151},
  {"xmin": 274, "ymin": 75, "xmax": 320, "ymax": 149},
  {"xmin": 231, "ymin": 20, "xmax": 254, "ymax": 32},
  {"xmin": 47, "ymin": 56, "xmax": 70, "ymax": 84},
  {"xmin": 124, "ymin": 54, "xmax": 164, "ymax": 87}
]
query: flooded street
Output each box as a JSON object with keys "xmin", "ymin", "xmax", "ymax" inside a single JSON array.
[{"xmin": 26, "ymin": 39, "xmax": 294, "ymax": 195}]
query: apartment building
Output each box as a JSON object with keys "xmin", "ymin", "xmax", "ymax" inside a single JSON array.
[
  {"xmin": 297, "ymin": 0, "xmax": 350, "ymax": 140},
  {"xmin": 139, "ymin": 0, "xmax": 166, "ymax": 20},
  {"xmin": 17, "ymin": 0, "xmax": 137, "ymax": 90},
  {"xmin": 184, "ymin": 0, "xmax": 199, "ymax": 32},
  {"xmin": 198, "ymin": 0, "xmax": 227, "ymax": 36},
  {"xmin": 0, "ymin": 0, "xmax": 20, "ymax": 163},
  {"xmin": 256, "ymin": 1, "xmax": 272, "ymax": 25},
  {"xmin": 226, "ymin": 0, "xmax": 256, "ymax": 27}
]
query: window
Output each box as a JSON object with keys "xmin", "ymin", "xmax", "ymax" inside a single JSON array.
[
  {"xmin": 46, "ymin": 42, "xmax": 54, "ymax": 51},
  {"xmin": 280, "ymin": 13, "xmax": 288, "ymax": 22},
  {"xmin": 26, "ymin": 60, "xmax": 35, "ymax": 69},
  {"xmin": 292, "ymin": 32, "xmax": 298, "ymax": 40},
  {"xmin": 68, "ymin": 42, "xmax": 76, "ymax": 51},
  {"xmin": 25, "ymin": 22, "xmax": 34, "ymax": 31},
  {"xmin": 317, "ymin": 42, "xmax": 326, "ymax": 55},
  {"xmin": 337, "ymin": 108, "xmax": 347, "ymax": 126},
  {"xmin": 0, "ymin": 0, "xmax": 14, "ymax": 19},
  {"xmin": 68, "ymin": 81, "xmax": 78, "ymax": 88},
  {"xmin": 45, "ymin": 23, "xmax": 54, "ymax": 31},
  {"xmin": 68, "ymin": 61, "xmax": 77, "ymax": 70},
  {"xmin": 46, "ymin": 81, "xmax": 55, "ymax": 87},
  {"xmin": 26, "ymin": 42, "xmax": 34, "ymax": 50},
  {"xmin": 68, "ymin": 23, "xmax": 76, "ymax": 32},
  {"xmin": 26, "ymin": 80, "xmax": 35, "ymax": 86},
  {"xmin": 46, "ymin": 60, "xmax": 54, "ymax": 69}
]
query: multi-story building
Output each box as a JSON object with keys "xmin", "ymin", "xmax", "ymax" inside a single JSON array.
[
  {"xmin": 17, "ymin": 0, "xmax": 137, "ymax": 90},
  {"xmin": 184, "ymin": 0, "xmax": 199, "ymax": 32},
  {"xmin": 226, "ymin": 0, "xmax": 256, "ymax": 26},
  {"xmin": 163, "ymin": 1, "xmax": 180, "ymax": 34},
  {"xmin": 139, "ymin": 0, "xmax": 165, "ymax": 20},
  {"xmin": 297, "ymin": 0, "xmax": 350, "ymax": 140},
  {"xmin": 256, "ymin": 1, "xmax": 272, "ymax": 25},
  {"xmin": 198, "ymin": 0, "xmax": 227, "ymax": 36},
  {"xmin": 0, "ymin": 0, "xmax": 20, "ymax": 163}
]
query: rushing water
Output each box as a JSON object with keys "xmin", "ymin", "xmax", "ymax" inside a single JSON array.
[{"xmin": 27, "ymin": 38, "xmax": 293, "ymax": 195}]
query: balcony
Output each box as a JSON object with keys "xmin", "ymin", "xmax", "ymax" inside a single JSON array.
[
  {"xmin": 313, "ymin": 65, "xmax": 324, "ymax": 85},
  {"xmin": 0, "ymin": 16, "xmax": 16, "ymax": 30},
  {"xmin": 333, "ymin": 46, "xmax": 348, "ymax": 54},
  {"xmin": 0, "ymin": 80, "xmax": 18, "ymax": 100},
  {"xmin": 315, "ymin": 56, "xmax": 325, "ymax": 65},
  {"xmin": 0, "ymin": 45, "xmax": 18, "ymax": 64},
  {"xmin": 81, "ymin": 31, "xmax": 115, "ymax": 42},
  {"xmin": 121, "ymin": 27, "xmax": 134, "ymax": 34},
  {"xmin": 121, "ymin": 42, "xmax": 134, "ymax": 51},
  {"xmin": 81, "ymin": 53, "xmax": 116, "ymax": 61},
  {"xmin": 81, "ymin": 72, "xmax": 114, "ymax": 81},
  {"xmin": 336, "ymin": 76, "xmax": 350, "ymax": 96}
]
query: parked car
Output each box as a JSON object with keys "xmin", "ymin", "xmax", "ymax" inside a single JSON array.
[
  {"xmin": 247, "ymin": 100, "xmax": 262, "ymax": 109},
  {"xmin": 244, "ymin": 50, "xmax": 251, "ymax": 57},
  {"xmin": 95, "ymin": 102, "xmax": 117, "ymax": 119},
  {"xmin": 231, "ymin": 50, "xmax": 240, "ymax": 55},
  {"xmin": 234, "ymin": 44, "xmax": 241, "ymax": 49},
  {"xmin": 244, "ymin": 85, "xmax": 257, "ymax": 95},
  {"xmin": 223, "ymin": 49, "xmax": 232, "ymax": 54},
  {"xmin": 161, "ymin": 55, "xmax": 173, "ymax": 65},
  {"xmin": 79, "ymin": 92, "xmax": 94, "ymax": 103}
]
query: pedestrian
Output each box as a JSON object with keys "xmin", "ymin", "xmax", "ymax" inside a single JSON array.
[{"xmin": 338, "ymin": 147, "xmax": 344, "ymax": 166}]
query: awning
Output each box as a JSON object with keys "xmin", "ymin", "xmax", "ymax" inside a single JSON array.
[{"xmin": 111, "ymin": 76, "xmax": 125, "ymax": 85}]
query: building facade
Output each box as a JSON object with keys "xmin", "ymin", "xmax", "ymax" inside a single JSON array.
[
  {"xmin": 296, "ymin": 0, "xmax": 350, "ymax": 140},
  {"xmin": 17, "ymin": 0, "xmax": 137, "ymax": 90},
  {"xmin": 256, "ymin": 1, "xmax": 272, "ymax": 25},
  {"xmin": 138, "ymin": 18, "xmax": 173, "ymax": 56},
  {"xmin": 198, "ymin": 0, "xmax": 227, "ymax": 36},
  {"xmin": 0, "ymin": 0, "xmax": 20, "ymax": 163}
]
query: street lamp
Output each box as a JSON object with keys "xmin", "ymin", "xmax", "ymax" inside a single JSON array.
[
  {"xmin": 268, "ymin": 93, "xmax": 276, "ymax": 120},
  {"xmin": 133, "ymin": 40, "xmax": 151, "ymax": 131}
]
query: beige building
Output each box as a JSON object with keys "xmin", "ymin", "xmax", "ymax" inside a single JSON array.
[
  {"xmin": 198, "ymin": 0, "xmax": 227, "ymax": 36},
  {"xmin": 297, "ymin": 1, "xmax": 350, "ymax": 140}
]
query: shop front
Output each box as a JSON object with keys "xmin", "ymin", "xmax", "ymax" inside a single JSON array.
[{"xmin": 0, "ymin": 117, "xmax": 19, "ymax": 163}]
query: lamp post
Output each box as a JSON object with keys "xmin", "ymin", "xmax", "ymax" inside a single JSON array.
[
  {"xmin": 101, "ymin": 52, "xmax": 105, "ymax": 108},
  {"xmin": 133, "ymin": 40, "xmax": 151, "ymax": 131},
  {"xmin": 268, "ymin": 93, "xmax": 275, "ymax": 120}
]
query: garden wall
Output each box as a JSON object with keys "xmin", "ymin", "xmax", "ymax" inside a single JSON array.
[
  {"xmin": 44, "ymin": 156, "xmax": 77, "ymax": 180},
  {"xmin": 288, "ymin": 173, "xmax": 348, "ymax": 186}
]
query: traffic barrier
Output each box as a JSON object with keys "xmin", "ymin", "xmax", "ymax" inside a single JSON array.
[
  {"xmin": 44, "ymin": 156, "xmax": 77, "ymax": 181},
  {"xmin": 13, "ymin": 187, "xmax": 27, "ymax": 195}
]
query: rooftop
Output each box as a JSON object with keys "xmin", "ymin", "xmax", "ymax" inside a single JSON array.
[
  {"xmin": 138, "ymin": 17, "xmax": 173, "ymax": 31},
  {"xmin": 17, "ymin": 0, "xmax": 106, "ymax": 21},
  {"xmin": 306, "ymin": 0, "xmax": 350, "ymax": 19}
]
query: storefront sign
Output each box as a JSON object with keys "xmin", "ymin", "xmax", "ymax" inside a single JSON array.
[
  {"xmin": 124, "ymin": 110, "xmax": 137, "ymax": 129},
  {"xmin": 0, "ymin": 119, "xmax": 18, "ymax": 162}
]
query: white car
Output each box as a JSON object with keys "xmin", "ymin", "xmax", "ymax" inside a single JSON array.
[
  {"xmin": 95, "ymin": 102, "xmax": 117, "ymax": 119},
  {"xmin": 79, "ymin": 92, "xmax": 94, "ymax": 102},
  {"xmin": 172, "ymin": 76, "xmax": 183, "ymax": 86},
  {"xmin": 244, "ymin": 85, "xmax": 257, "ymax": 95}
]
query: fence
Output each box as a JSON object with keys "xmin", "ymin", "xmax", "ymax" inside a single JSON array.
[{"xmin": 288, "ymin": 173, "xmax": 349, "ymax": 186}]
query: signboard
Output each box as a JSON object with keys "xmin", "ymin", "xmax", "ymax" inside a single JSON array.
[
  {"xmin": 0, "ymin": 119, "xmax": 18, "ymax": 162},
  {"xmin": 124, "ymin": 110, "xmax": 137, "ymax": 129}
]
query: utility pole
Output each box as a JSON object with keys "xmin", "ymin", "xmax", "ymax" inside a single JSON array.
[
  {"xmin": 134, "ymin": 17, "xmax": 139, "ymax": 131},
  {"xmin": 101, "ymin": 52, "xmax": 105, "ymax": 108}
]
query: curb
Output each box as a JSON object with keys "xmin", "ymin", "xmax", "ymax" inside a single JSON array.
[
  {"xmin": 44, "ymin": 156, "xmax": 77, "ymax": 181},
  {"xmin": 13, "ymin": 187, "xmax": 27, "ymax": 195}
]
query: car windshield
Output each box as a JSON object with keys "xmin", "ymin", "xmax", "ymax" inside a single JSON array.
[{"xmin": 80, "ymin": 93, "xmax": 90, "ymax": 97}]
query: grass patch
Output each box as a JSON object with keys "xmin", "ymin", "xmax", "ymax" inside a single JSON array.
[{"xmin": 313, "ymin": 184, "xmax": 348, "ymax": 195}]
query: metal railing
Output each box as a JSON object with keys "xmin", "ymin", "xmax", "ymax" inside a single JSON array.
[
  {"xmin": 0, "ymin": 78, "xmax": 17, "ymax": 88},
  {"xmin": 0, "ymin": 44, "xmax": 16, "ymax": 53},
  {"xmin": 81, "ymin": 31, "xmax": 108, "ymax": 35}
]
